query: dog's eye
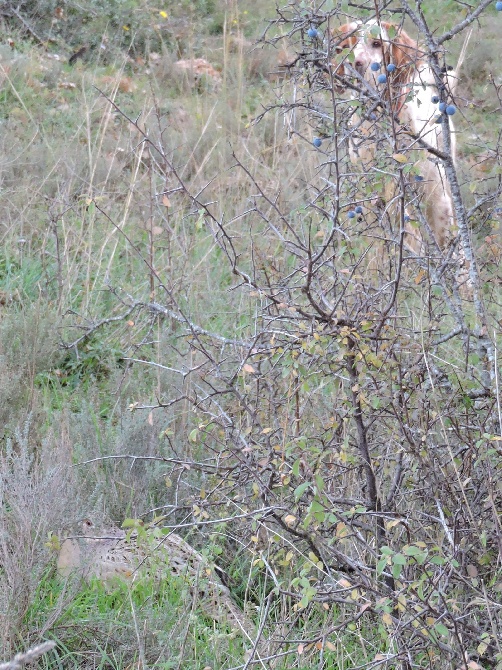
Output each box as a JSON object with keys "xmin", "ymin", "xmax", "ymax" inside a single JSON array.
[{"xmin": 372, "ymin": 40, "xmax": 382, "ymax": 48}]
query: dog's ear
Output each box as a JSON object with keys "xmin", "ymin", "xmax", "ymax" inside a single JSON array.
[
  {"xmin": 330, "ymin": 23, "xmax": 359, "ymax": 91},
  {"xmin": 383, "ymin": 23, "xmax": 419, "ymax": 80}
]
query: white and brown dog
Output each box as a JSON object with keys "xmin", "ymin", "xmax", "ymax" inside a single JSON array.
[{"xmin": 331, "ymin": 20, "xmax": 459, "ymax": 252}]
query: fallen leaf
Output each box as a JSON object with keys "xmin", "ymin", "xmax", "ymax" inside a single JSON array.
[{"xmin": 467, "ymin": 564, "xmax": 478, "ymax": 578}]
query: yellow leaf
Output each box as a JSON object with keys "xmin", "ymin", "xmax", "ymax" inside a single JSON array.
[
  {"xmin": 162, "ymin": 194, "xmax": 171, "ymax": 207},
  {"xmin": 159, "ymin": 10, "xmax": 168, "ymax": 18},
  {"xmin": 261, "ymin": 427, "xmax": 272, "ymax": 434},
  {"xmin": 152, "ymin": 226, "xmax": 163, "ymax": 236},
  {"xmin": 382, "ymin": 612, "xmax": 393, "ymax": 626},
  {"xmin": 414, "ymin": 268, "xmax": 426, "ymax": 284},
  {"xmin": 325, "ymin": 640, "xmax": 336, "ymax": 651},
  {"xmin": 297, "ymin": 644, "xmax": 304, "ymax": 655},
  {"xmin": 284, "ymin": 514, "xmax": 297, "ymax": 527},
  {"xmin": 385, "ymin": 518, "xmax": 402, "ymax": 530},
  {"xmin": 243, "ymin": 363, "xmax": 255, "ymax": 373},
  {"xmin": 392, "ymin": 153, "xmax": 408, "ymax": 163},
  {"xmin": 477, "ymin": 642, "xmax": 488, "ymax": 656}
]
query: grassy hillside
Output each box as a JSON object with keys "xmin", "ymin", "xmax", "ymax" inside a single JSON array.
[{"xmin": 1, "ymin": 0, "xmax": 501, "ymax": 668}]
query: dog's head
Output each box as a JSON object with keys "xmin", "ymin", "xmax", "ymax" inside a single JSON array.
[{"xmin": 331, "ymin": 21, "xmax": 420, "ymax": 92}]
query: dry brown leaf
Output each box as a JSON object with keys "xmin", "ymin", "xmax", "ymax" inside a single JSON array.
[{"xmin": 466, "ymin": 564, "xmax": 478, "ymax": 578}]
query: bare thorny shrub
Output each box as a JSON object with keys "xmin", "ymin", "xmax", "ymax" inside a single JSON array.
[{"xmin": 63, "ymin": 1, "xmax": 502, "ymax": 668}]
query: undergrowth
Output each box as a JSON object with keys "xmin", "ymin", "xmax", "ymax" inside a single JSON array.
[{"xmin": 1, "ymin": 0, "xmax": 501, "ymax": 668}]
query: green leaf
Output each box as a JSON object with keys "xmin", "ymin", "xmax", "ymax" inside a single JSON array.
[
  {"xmin": 434, "ymin": 623, "xmax": 449, "ymax": 637},
  {"xmin": 429, "ymin": 556, "xmax": 446, "ymax": 566},
  {"xmin": 392, "ymin": 553, "xmax": 407, "ymax": 565},
  {"xmin": 121, "ymin": 518, "xmax": 139, "ymax": 528},
  {"xmin": 315, "ymin": 474, "xmax": 325, "ymax": 492},
  {"xmin": 294, "ymin": 482, "xmax": 310, "ymax": 501},
  {"xmin": 392, "ymin": 562, "xmax": 403, "ymax": 579},
  {"xmin": 377, "ymin": 558, "xmax": 388, "ymax": 576}
]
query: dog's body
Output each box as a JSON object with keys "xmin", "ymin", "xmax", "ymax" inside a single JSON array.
[{"xmin": 332, "ymin": 21, "xmax": 458, "ymax": 251}]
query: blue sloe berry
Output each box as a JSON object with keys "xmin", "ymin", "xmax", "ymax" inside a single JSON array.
[
  {"xmin": 355, "ymin": 206, "xmax": 363, "ymax": 214},
  {"xmin": 313, "ymin": 137, "xmax": 322, "ymax": 147},
  {"xmin": 307, "ymin": 27, "xmax": 318, "ymax": 38},
  {"xmin": 386, "ymin": 63, "xmax": 396, "ymax": 72},
  {"xmin": 370, "ymin": 62, "xmax": 381, "ymax": 71},
  {"xmin": 347, "ymin": 210, "xmax": 356, "ymax": 219},
  {"xmin": 377, "ymin": 73, "xmax": 387, "ymax": 84},
  {"xmin": 445, "ymin": 105, "xmax": 456, "ymax": 115}
]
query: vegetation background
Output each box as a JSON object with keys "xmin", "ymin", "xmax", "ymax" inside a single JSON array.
[{"xmin": 0, "ymin": 0, "xmax": 501, "ymax": 669}]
